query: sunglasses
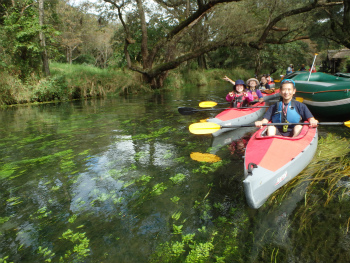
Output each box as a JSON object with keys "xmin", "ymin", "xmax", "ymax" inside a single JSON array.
[{"xmin": 281, "ymin": 79, "xmax": 295, "ymax": 86}]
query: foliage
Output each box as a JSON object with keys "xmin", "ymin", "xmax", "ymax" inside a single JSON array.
[
  {"xmin": 2, "ymin": 1, "xmax": 42, "ymax": 79},
  {"xmin": 59, "ymin": 229, "xmax": 90, "ymax": 262}
]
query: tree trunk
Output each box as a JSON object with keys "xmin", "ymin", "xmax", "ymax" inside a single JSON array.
[{"xmin": 38, "ymin": 0, "xmax": 50, "ymax": 76}]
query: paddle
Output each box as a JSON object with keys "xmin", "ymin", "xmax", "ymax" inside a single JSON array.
[
  {"xmin": 190, "ymin": 152, "xmax": 221, "ymax": 163},
  {"xmin": 178, "ymin": 106, "xmax": 269, "ymax": 115},
  {"xmin": 189, "ymin": 121, "xmax": 350, "ymax": 135},
  {"xmin": 198, "ymin": 97, "xmax": 304, "ymax": 108}
]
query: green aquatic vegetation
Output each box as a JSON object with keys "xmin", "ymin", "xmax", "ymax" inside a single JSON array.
[
  {"xmin": 138, "ymin": 175, "xmax": 152, "ymax": 184},
  {"xmin": 174, "ymin": 156, "xmax": 186, "ymax": 163},
  {"xmin": 30, "ymin": 206, "xmax": 52, "ymax": 220},
  {"xmin": 192, "ymin": 160, "xmax": 228, "ymax": 174},
  {"xmin": 60, "ymin": 229, "xmax": 90, "ymax": 262},
  {"xmin": 112, "ymin": 196, "xmax": 124, "ymax": 204},
  {"xmin": 38, "ymin": 246, "xmax": 55, "ymax": 262},
  {"xmin": 6, "ymin": 197, "xmax": 22, "ymax": 206},
  {"xmin": 170, "ymin": 196, "xmax": 180, "ymax": 204},
  {"xmin": 172, "ymin": 211, "xmax": 182, "ymax": 221},
  {"xmin": 0, "ymin": 163, "xmax": 18, "ymax": 180},
  {"xmin": 132, "ymin": 126, "xmax": 176, "ymax": 141},
  {"xmin": 172, "ymin": 224, "xmax": 183, "ymax": 235},
  {"xmin": 68, "ymin": 214, "xmax": 77, "ymax": 223},
  {"xmin": 134, "ymin": 151, "xmax": 148, "ymax": 161},
  {"xmin": 163, "ymin": 151, "xmax": 173, "ymax": 159},
  {"xmin": 169, "ymin": 173, "xmax": 186, "ymax": 185},
  {"xmin": 0, "ymin": 217, "xmax": 11, "ymax": 224},
  {"xmin": 78, "ymin": 149, "xmax": 90, "ymax": 156},
  {"xmin": 269, "ymin": 133, "xmax": 350, "ymax": 207},
  {"xmin": 150, "ymin": 183, "xmax": 168, "ymax": 196},
  {"xmin": 0, "ymin": 256, "xmax": 12, "ymax": 263},
  {"xmin": 51, "ymin": 185, "xmax": 61, "ymax": 191},
  {"xmin": 150, "ymin": 230, "xmax": 220, "ymax": 263}
]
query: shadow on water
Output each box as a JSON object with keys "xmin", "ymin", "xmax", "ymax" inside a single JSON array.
[{"xmin": 1, "ymin": 84, "xmax": 350, "ymax": 262}]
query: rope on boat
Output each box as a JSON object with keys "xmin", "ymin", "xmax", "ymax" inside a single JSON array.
[{"xmin": 297, "ymin": 89, "xmax": 349, "ymax": 94}]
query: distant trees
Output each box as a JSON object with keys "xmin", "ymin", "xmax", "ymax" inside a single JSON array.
[
  {"xmin": 0, "ymin": 0, "xmax": 348, "ymax": 86},
  {"xmin": 103, "ymin": 0, "xmax": 343, "ymax": 88}
]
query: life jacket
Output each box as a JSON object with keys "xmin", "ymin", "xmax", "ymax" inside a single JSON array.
[
  {"xmin": 271, "ymin": 100, "xmax": 301, "ymax": 127},
  {"xmin": 230, "ymin": 93, "xmax": 248, "ymax": 108},
  {"xmin": 248, "ymin": 90, "xmax": 258, "ymax": 100}
]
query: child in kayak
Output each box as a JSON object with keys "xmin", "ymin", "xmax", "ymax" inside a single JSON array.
[
  {"xmin": 258, "ymin": 76, "xmax": 271, "ymax": 90},
  {"xmin": 223, "ymin": 77, "xmax": 254, "ymax": 108},
  {"xmin": 255, "ymin": 79, "xmax": 318, "ymax": 137},
  {"xmin": 246, "ymin": 78, "xmax": 264, "ymax": 102}
]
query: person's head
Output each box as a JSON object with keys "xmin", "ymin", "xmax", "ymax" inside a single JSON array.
[
  {"xmin": 234, "ymin": 79, "xmax": 246, "ymax": 93},
  {"xmin": 290, "ymin": 64, "xmax": 293, "ymax": 68},
  {"xmin": 260, "ymin": 76, "xmax": 267, "ymax": 84},
  {"xmin": 246, "ymin": 78, "xmax": 259, "ymax": 88},
  {"xmin": 301, "ymin": 64, "xmax": 305, "ymax": 68},
  {"xmin": 280, "ymin": 79, "xmax": 296, "ymax": 101}
]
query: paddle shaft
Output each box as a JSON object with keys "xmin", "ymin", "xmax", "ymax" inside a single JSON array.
[
  {"xmin": 178, "ymin": 106, "xmax": 268, "ymax": 115},
  {"xmin": 220, "ymin": 122, "xmax": 343, "ymax": 129}
]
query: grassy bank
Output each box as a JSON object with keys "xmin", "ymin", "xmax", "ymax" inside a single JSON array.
[{"xmin": 0, "ymin": 63, "xmax": 255, "ymax": 106}]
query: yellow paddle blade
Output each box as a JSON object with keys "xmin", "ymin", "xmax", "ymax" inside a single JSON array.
[
  {"xmin": 295, "ymin": 97, "xmax": 304, "ymax": 102},
  {"xmin": 199, "ymin": 118, "xmax": 209, "ymax": 122},
  {"xmin": 274, "ymin": 79, "xmax": 281, "ymax": 83},
  {"xmin": 344, "ymin": 121, "xmax": 350, "ymax": 128},
  {"xmin": 198, "ymin": 101, "xmax": 218, "ymax": 108},
  {"xmin": 189, "ymin": 122, "xmax": 221, "ymax": 135},
  {"xmin": 190, "ymin": 152, "xmax": 221, "ymax": 163}
]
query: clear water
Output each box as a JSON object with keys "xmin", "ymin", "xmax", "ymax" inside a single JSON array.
[{"xmin": 0, "ymin": 85, "xmax": 350, "ymax": 262}]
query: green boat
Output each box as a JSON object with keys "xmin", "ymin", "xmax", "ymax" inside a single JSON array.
[{"xmin": 285, "ymin": 72, "xmax": 350, "ymax": 117}]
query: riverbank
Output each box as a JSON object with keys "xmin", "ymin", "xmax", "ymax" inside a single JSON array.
[{"xmin": 0, "ymin": 63, "xmax": 254, "ymax": 106}]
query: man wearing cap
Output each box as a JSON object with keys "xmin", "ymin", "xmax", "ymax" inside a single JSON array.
[{"xmin": 255, "ymin": 79, "xmax": 318, "ymax": 137}]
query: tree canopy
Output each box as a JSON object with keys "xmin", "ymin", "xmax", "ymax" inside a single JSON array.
[{"xmin": 0, "ymin": 0, "xmax": 348, "ymax": 87}]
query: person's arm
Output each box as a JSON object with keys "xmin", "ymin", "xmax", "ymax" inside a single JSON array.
[
  {"xmin": 255, "ymin": 105, "xmax": 275, "ymax": 128},
  {"xmin": 308, "ymin": 117, "xmax": 318, "ymax": 127},
  {"xmin": 245, "ymin": 91, "xmax": 254, "ymax": 102},
  {"xmin": 255, "ymin": 118, "xmax": 269, "ymax": 128},
  {"xmin": 223, "ymin": 76, "xmax": 235, "ymax": 85},
  {"xmin": 226, "ymin": 92, "xmax": 234, "ymax": 102},
  {"xmin": 297, "ymin": 102, "xmax": 318, "ymax": 127},
  {"xmin": 266, "ymin": 83, "xmax": 270, "ymax": 89},
  {"xmin": 256, "ymin": 90, "xmax": 263, "ymax": 99}
]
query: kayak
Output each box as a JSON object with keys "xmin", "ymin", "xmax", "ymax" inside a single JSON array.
[
  {"xmin": 207, "ymin": 90, "xmax": 280, "ymax": 137},
  {"xmin": 243, "ymin": 124, "xmax": 318, "ymax": 209},
  {"xmin": 285, "ymin": 72, "xmax": 350, "ymax": 117}
]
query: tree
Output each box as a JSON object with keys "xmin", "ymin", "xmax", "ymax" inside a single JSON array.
[
  {"xmin": 102, "ymin": 0, "xmax": 342, "ymax": 89},
  {"xmin": 2, "ymin": 0, "xmax": 43, "ymax": 79},
  {"xmin": 39, "ymin": 0, "xmax": 50, "ymax": 76},
  {"xmin": 308, "ymin": 0, "xmax": 350, "ymax": 50}
]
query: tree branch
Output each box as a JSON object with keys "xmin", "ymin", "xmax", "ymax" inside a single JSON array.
[{"xmin": 253, "ymin": 0, "xmax": 343, "ymax": 49}]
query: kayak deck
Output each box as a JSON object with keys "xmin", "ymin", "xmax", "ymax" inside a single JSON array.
[{"xmin": 243, "ymin": 124, "xmax": 318, "ymax": 209}]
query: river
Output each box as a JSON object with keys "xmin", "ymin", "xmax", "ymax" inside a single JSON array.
[{"xmin": 0, "ymin": 84, "xmax": 350, "ymax": 262}]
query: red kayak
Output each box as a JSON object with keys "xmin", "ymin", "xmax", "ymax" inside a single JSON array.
[
  {"xmin": 207, "ymin": 90, "xmax": 280, "ymax": 137},
  {"xmin": 243, "ymin": 124, "xmax": 318, "ymax": 209}
]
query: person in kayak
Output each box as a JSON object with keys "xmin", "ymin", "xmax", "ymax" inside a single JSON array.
[
  {"xmin": 224, "ymin": 78, "xmax": 254, "ymax": 108},
  {"xmin": 255, "ymin": 79, "xmax": 318, "ymax": 137},
  {"xmin": 258, "ymin": 76, "xmax": 271, "ymax": 90},
  {"xmin": 246, "ymin": 78, "xmax": 264, "ymax": 102}
]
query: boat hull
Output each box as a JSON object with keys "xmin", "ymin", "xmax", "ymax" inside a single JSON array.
[
  {"xmin": 288, "ymin": 72, "xmax": 350, "ymax": 117},
  {"xmin": 207, "ymin": 91, "xmax": 280, "ymax": 137},
  {"xmin": 243, "ymin": 125, "xmax": 318, "ymax": 209}
]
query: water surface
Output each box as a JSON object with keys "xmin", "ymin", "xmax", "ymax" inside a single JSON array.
[{"xmin": 1, "ymin": 85, "xmax": 350, "ymax": 262}]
